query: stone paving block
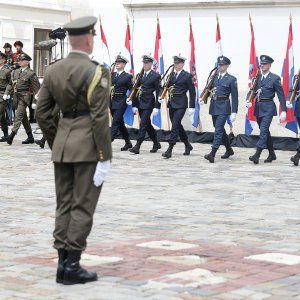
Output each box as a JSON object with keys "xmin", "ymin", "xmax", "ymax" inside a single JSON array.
[
  {"xmin": 245, "ymin": 253, "xmax": 300, "ymax": 265},
  {"xmin": 136, "ymin": 240, "xmax": 199, "ymax": 251},
  {"xmin": 147, "ymin": 255, "xmax": 207, "ymax": 266}
]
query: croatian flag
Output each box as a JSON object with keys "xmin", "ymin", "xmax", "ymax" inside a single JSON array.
[
  {"xmin": 152, "ymin": 16, "xmax": 164, "ymax": 128},
  {"xmin": 245, "ymin": 15, "xmax": 259, "ymax": 136},
  {"xmin": 99, "ymin": 16, "xmax": 111, "ymax": 68},
  {"xmin": 280, "ymin": 15, "xmax": 298, "ymax": 134},
  {"xmin": 189, "ymin": 16, "xmax": 200, "ymax": 128},
  {"xmin": 123, "ymin": 16, "xmax": 135, "ymax": 126}
]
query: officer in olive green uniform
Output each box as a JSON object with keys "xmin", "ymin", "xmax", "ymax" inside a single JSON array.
[
  {"xmin": 0, "ymin": 52, "xmax": 11, "ymax": 142},
  {"xmin": 5, "ymin": 53, "xmax": 40, "ymax": 145},
  {"xmin": 36, "ymin": 16, "xmax": 112, "ymax": 285}
]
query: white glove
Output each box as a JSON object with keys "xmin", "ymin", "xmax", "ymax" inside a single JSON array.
[
  {"xmin": 230, "ymin": 112, "xmax": 237, "ymax": 123},
  {"xmin": 31, "ymin": 103, "xmax": 37, "ymax": 109},
  {"xmin": 246, "ymin": 101, "xmax": 252, "ymax": 108},
  {"xmin": 132, "ymin": 107, "xmax": 138, "ymax": 114},
  {"xmin": 188, "ymin": 108, "xmax": 195, "ymax": 116},
  {"xmin": 198, "ymin": 98, "xmax": 204, "ymax": 106},
  {"xmin": 2, "ymin": 94, "xmax": 8, "ymax": 100},
  {"xmin": 152, "ymin": 108, "xmax": 160, "ymax": 116},
  {"xmin": 279, "ymin": 111, "xmax": 287, "ymax": 122},
  {"xmin": 158, "ymin": 97, "xmax": 164, "ymax": 104},
  {"xmin": 126, "ymin": 98, "xmax": 132, "ymax": 105},
  {"xmin": 93, "ymin": 160, "xmax": 111, "ymax": 187},
  {"xmin": 286, "ymin": 101, "xmax": 293, "ymax": 109},
  {"xmin": 34, "ymin": 95, "xmax": 39, "ymax": 101}
]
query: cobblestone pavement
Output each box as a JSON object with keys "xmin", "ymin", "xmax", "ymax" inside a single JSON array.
[{"xmin": 1, "ymin": 125, "xmax": 300, "ymax": 300}]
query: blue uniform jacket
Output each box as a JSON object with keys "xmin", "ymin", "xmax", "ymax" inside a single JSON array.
[
  {"xmin": 207, "ymin": 73, "xmax": 238, "ymax": 116},
  {"xmin": 167, "ymin": 70, "xmax": 196, "ymax": 109},
  {"xmin": 133, "ymin": 70, "xmax": 161, "ymax": 110},
  {"xmin": 111, "ymin": 71, "xmax": 133, "ymax": 110},
  {"xmin": 251, "ymin": 72, "xmax": 286, "ymax": 117}
]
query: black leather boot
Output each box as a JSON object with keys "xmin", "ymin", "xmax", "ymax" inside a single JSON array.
[
  {"xmin": 162, "ymin": 144, "xmax": 174, "ymax": 159},
  {"xmin": 129, "ymin": 140, "xmax": 142, "ymax": 154},
  {"xmin": 63, "ymin": 250, "xmax": 97, "ymax": 285},
  {"xmin": 56, "ymin": 249, "xmax": 68, "ymax": 283},
  {"xmin": 35, "ymin": 137, "xmax": 46, "ymax": 149},
  {"xmin": 183, "ymin": 141, "xmax": 193, "ymax": 155},
  {"xmin": 6, "ymin": 131, "xmax": 16, "ymax": 145},
  {"xmin": 249, "ymin": 147, "xmax": 263, "ymax": 164},
  {"xmin": 204, "ymin": 148, "xmax": 217, "ymax": 163},
  {"xmin": 264, "ymin": 147, "xmax": 277, "ymax": 163},
  {"xmin": 291, "ymin": 150, "xmax": 300, "ymax": 166},
  {"xmin": 22, "ymin": 132, "xmax": 34, "ymax": 144},
  {"xmin": 0, "ymin": 130, "xmax": 8, "ymax": 142},
  {"xmin": 150, "ymin": 142, "xmax": 161, "ymax": 153},
  {"xmin": 121, "ymin": 140, "xmax": 132, "ymax": 151},
  {"xmin": 221, "ymin": 147, "xmax": 234, "ymax": 159}
]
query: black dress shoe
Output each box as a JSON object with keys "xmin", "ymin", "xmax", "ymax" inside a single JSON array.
[
  {"xmin": 6, "ymin": 131, "xmax": 16, "ymax": 145},
  {"xmin": 291, "ymin": 154, "xmax": 300, "ymax": 166},
  {"xmin": 204, "ymin": 153, "xmax": 215, "ymax": 163},
  {"xmin": 121, "ymin": 142, "xmax": 132, "ymax": 151},
  {"xmin": 249, "ymin": 155, "xmax": 259, "ymax": 164},
  {"xmin": 150, "ymin": 142, "xmax": 161, "ymax": 153},
  {"xmin": 162, "ymin": 144, "xmax": 173, "ymax": 159},
  {"xmin": 22, "ymin": 137, "xmax": 34, "ymax": 144},
  {"xmin": 35, "ymin": 139, "xmax": 45, "ymax": 149},
  {"xmin": 264, "ymin": 154, "xmax": 276, "ymax": 163},
  {"xmin": 183, "ymin": 143, "xmax": 193, "ymax": 155},
  {"xmin": 63, "ymin": 262, "xmax": 98, "ymax": 285},
  {"xmin": 0, "ymin": 135, "xmax": 7, "ymax": 142},
  {"xmin": 221, "ymin": 148, "xmax": 234, "ymax": 159}
]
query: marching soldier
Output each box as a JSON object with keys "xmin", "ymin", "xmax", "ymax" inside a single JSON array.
[
  {"xmin": 0, "ymin": 52, "xmax": 11, "ymax": 142},
  {"xmin": 286, "ymin": 76, "xmax": 300, "ymax": 166},
  {"xmin": 36, "ymin": 16, "xmax": 112, "ymax": 285},
  {"xmin": 246, "ymin": 55, "xmax": 287, "ymax": 164},
  {"xmin": 111, "ymin": 55, "xmax": 133, "ymax": 151},
  {"xmin": 161, "ymin": 55, "xmax": 195, "ymax": 159},
  {"xmin": 128, "ymin": 55, "xmax": 161, "ymax": 154},
  {"xmin": 5, "ymin": 53, "xmax": 40, "ymax": 145},
  {"xmin": 201, "ymin": 56, "xmax": 238, "ymax": 163}
]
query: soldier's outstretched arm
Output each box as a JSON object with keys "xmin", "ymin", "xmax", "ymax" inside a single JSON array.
[
  {"xmin": 88, "ymin": 66, "xmax": 112, "ymax": 162},
  {"xmin": 274, "ymin": 77, "xmax": 287, "ymax": 111},
  {"xmin": 35, "ymin": 78, "xmax": 57, "ymax": 149},
  {"xmin": 188, "ymin": 74, "xmax": 196, "ymax": 108},
  {"xmin": 230, "ymin": 78, "xmax": 239, "ymax": 113}
]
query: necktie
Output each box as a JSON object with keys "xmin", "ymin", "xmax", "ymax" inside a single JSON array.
[
  {"xmin": 143, "ymin": 72, "xmax": 147, "ymax": 79},
  {"xmin": 115, "ymin": 73, "xmax": 118, "ymax": 78},
  {"xmin": 261, "ymin": 76, "xmax": 265, "ymax": 84},
  {"xmin": 174, "ymin": 72, "xmax": 178, "ymax": 80}
]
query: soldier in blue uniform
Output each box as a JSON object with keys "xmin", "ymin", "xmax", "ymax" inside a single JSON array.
[
  {"xmin": 201, "ymin": 56, "xmax": 238, "ymax": 163},
  {"xmin": 128, "ymin": 55, "xmax": 161, "ymax": 154},
  {"xmin": 161, "ymin": 55, "xmax": 195, "ymax": 159},
  {"xmin": 110, "ymin": 55, "xmax": 133, "ymax": 151},
  {"xmin": 246, "ymin": 55, "xmax": 287, "ymax": 164},
  {"xmin": 286, "ymin": 77, "xmax": 300, "ymax": 166}
]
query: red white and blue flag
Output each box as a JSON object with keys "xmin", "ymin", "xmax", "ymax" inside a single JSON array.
[
  {"xmin": 280, "ymin": 15, "xmax": 298, "ymax": 133},
  {"xmin": 99, "ymin": 16, "xmax": 111, "ymax": 68},
  {"xmin": 123, "ymin": 16, "xmax": 135, "ymax": 126},
  {"xmin": 245, "ymin": 15, "xmax": 259, "ymax": 135},
  {"xmin": 189, "ymin": 16, "xmax": 200, "ymax": 128},
  {"xmin": 152, "ymin": 16, "xmax": 164, "ymax": 128}
]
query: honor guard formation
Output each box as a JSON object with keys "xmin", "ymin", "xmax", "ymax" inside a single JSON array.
[{"xmin": 0, "ymin": 14, "xmax": 299, "ymax": 286}]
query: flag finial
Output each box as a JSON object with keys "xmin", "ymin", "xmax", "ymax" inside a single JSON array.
[
  {"xmin": 290, "ymin": 13, "xmax": 292, "ymax": 23},
  {"xmin": 157, "ymin": 13, "xmax": 159, "ymax": 22},
  {"xmin": 189, "ymin": 14, "xmax": 192, "ymax": 24}
]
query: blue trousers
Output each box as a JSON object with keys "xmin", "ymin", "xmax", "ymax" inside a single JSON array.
[
  {"xmin": 110, "ymin": 106, "xmax": 129, "ymax": 141},
  {"xmin": 169, "ymin": 108, "xmax": 188, "ymax": 145},
  {"xmin": 212, "ymin": 114, "xmax": 230, "ymax": 150},
  {"xmin": 256, "ymin": 116, "xmax": 273, "ymax": 149},
  {"xmin": 137, "ymin": 108, "xmax": 158, "ymax": 143}
]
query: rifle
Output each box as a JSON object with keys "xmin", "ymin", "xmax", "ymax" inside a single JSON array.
[
  {"xmin": 110, "ymin": 63, "xmax": 116, "ymax": 76},
  {"xmin": 160, "ymin": 64, "xmax": 174, "ymax": 101},
  {"xmin": 126, "ymin": 66, "xmax": 145, "ymax": 102},
  {"xmin": 289, "ymin": 69, "xmax": 300, "ymax": 104},
  {"xmin": 247, "ymin": 68, "xmax": 261, "ymax": 103},
  {"xmin": 110, "ymin": 63, "xmax": 116, "ymax": 100},
  {"xmin": 201, "ymin": 67, "xmax": 218, "ymax": 104}
]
